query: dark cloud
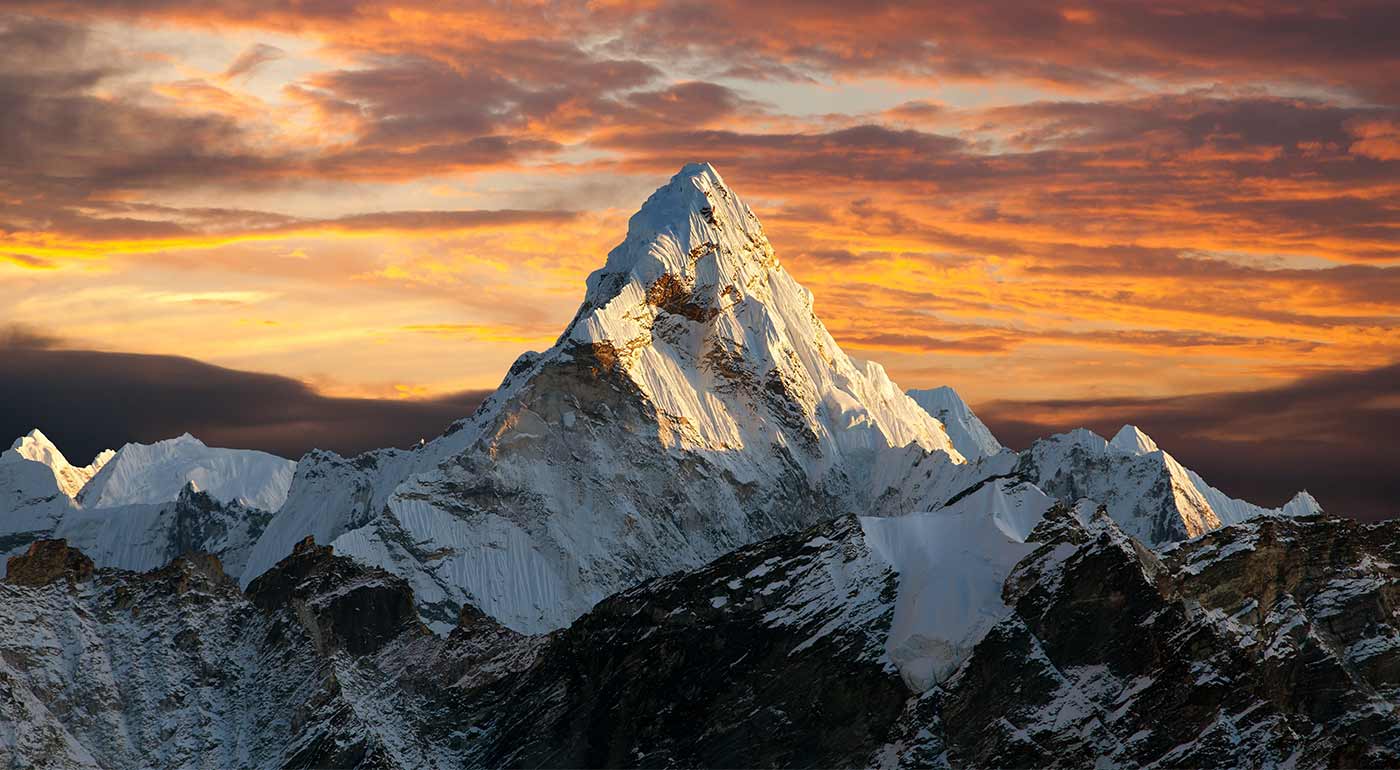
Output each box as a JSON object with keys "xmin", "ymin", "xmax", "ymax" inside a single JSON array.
[
  {"xmin": 594, "ymin": 0, "xmax": 1400, "ymax": 103},
  {"xmin": 0, "ymin": 20, "xmax": 601, "ymax": 221},
  {"xmin": 223, "ymin": 42, "xmax": 284, "ymax": 79},
  {"xmin": 0, "ymin": 16, "xmax": 275, "ymax": 213},
  {"xmin": 0, "ymin": 340, "xmax": 490, "ymax": 464},
  {"xmin": 977, "ymin": 363, "xmax": 1400, "ymax": 522},
  {"xmin": 13, "ymin": 1, "xmax": 1399, "ymax": 104},
  {"xmin": 0, "ymin": 323, "xmax": 63, "ymax": 349},
  {"xmin": 621, "ymin": 81, "xmax": 766, "ymax": 125}
]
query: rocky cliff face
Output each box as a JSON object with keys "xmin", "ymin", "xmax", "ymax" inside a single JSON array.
[
  {"xmin": 0, "ymin": 539, "xmax": 440, "ymax": 769},
  {"xmin": 4, "ymin": 538, "xmax": 93, "ymax": 587},
  {"xmin": 246, "ymin": 535, "xmax": 427, "ymax": 656},
  {"xmin": 453, "ymin": 514, "xmax": 907, "ymax": 768},
  {"xmin": 879, "ymin": 509, "xmax": 1400, "ymax": 768},
  {"xmin": 5, "ymin": 507, "xmax": 1395, "ymax": 769}
]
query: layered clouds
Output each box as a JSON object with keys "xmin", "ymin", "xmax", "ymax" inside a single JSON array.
[{"xmin": 1, "ymin": 2, "xmax": 1396, "ymax": 510}]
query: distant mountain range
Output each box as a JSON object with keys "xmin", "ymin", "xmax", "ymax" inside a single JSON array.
[{"xmin": 3, "ymin": 164, "xmax": 1390, "ymax": 769}]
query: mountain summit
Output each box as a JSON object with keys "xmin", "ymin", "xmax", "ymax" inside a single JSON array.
[
  {"xmin": 483, "ymin": 162, "xmax": 961, "ymax": 465},
  {"xmin": 907, "ymin": 386, "xmax": 1004, "ymax": 460},
  {"xmin": 249, "ymin": 163, "xmax": 966, "ymax": 632},
  {"xmin": 5, "ymin": 429, "xmax": 112, "ymax": 499}
]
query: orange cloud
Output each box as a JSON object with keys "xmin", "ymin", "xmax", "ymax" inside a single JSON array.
[{"xmin": 0, "ymin": 3, "xmax": 1395, "ymax": 412}]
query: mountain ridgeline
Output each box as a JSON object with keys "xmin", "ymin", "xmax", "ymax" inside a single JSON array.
[{"xmin": 2, "ymin": 163, "xmax": 1384, "ymax": 770}]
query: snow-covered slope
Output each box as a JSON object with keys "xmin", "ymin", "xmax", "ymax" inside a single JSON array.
[
  {"xmin": 0, "ymin": 450, "xmax": 75, "ymax": 569},
  {"xmin": 239, "ymin": 448, "xmax": 419, "ymax": 586},
  {"xmin": 3, "ymin": 430, "xmax": 113, "ymax": 499},
  {"xmin": 78, "ymin": 433, "xmax": 294, "ymax": 512},
  {"xmin": 0, "ymin": 541, "xmax": 437, "ymax": 769},
  {"xmin": 906, "ymin": 386, "xmax": 1004, "ymax": 461},
  {"xmin": 53, "ymin": 482, "xmax": 274, "ymax": 578},
  {"xmin": 861, "ymin": 478, "xmax": 1051, "ymax": 690},
  {"xmin": 0, "ymin": 431, "xmax": 292, "ymax": 578},
  {"xmin": 1019, "ymin": 424, "xmax": 1321, "ymax": 545},
  {"xmin": 254, "ymin": 163, "xmax": 966, "ymax": 632}
]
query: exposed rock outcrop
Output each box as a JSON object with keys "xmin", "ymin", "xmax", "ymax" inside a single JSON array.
[
  {"xmin": 4, "ymin": 539, "xmax": 93, "ymax": 587},
  {"xmin": 247, "ymin": 536, "xmax": 427, "ymax": 656}
]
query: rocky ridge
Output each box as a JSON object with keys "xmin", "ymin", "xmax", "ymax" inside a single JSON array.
[{"xmin": 3, "ymin": 504, "xmax": 1397, "ymax": 768}]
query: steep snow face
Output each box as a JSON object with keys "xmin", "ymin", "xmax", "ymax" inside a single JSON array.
[
  {"xmin": 261, "ymin": 163, "xmax": 967, "ymax": 634},
  {"xmin": 1109, "ymin": 424, "xmax": 1160, "ymax": 455},
  {"xmin": 240, "ymin": 448, "xmax": 419, "ymax": 587},
  {"xmin": 3, "ymin": 430, "xmax": 112, "ymax": 500},
  {"xmin": 78, "ymin": 433, "xmax": 295, "ymax": 512},
  {"xmin": 1020, "ymin": 428, "xmax": 1219, "ymax": 544},
  {"xmin": 55, "ymin": 483, "xmax": 274, "ymax": 578},
  {"xmin": 860, "ymin": 479, "xmax": 1051, "ymax": 690},
  {"xmin": 1106, "ymin": 424, "xmax": 1322, "ymax": 528},
  {"xmin": 541, "ymin": 162, "xmax": 961, "ymax": 468},
  {"xmin": 1020, "ymin": 425, "xmax": 1321, "ymax": 545},
  {"xmin": 0, "ymin": 454, "xmax": 75, "ymax": 568},
  {"xmin": 907, "ymin": 386, "xmax": 1004, "ymax": 461}
]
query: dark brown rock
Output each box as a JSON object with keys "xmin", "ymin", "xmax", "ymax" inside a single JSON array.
[
  {"xmin": 246, "ymin": 536, "xmax": 426, "ymax": 656},
  {"xmin": 5, "ymin": 539, "xmax": 94, "ymax": 587}
]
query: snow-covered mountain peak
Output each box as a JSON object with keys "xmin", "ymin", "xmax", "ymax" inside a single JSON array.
[
  {"xmin": 562, "ymin": 161, "xmax": 778, "ymax": 351},
  {"xmin": 8, "ymin": 428, "xmax": 65, "ymax": 465},
  {"xmin": 514, "ymin": 161, "xmax": 962, "ymax": 463},
  {"xmin": 1110, "ymin": 424, "xmax": 1161, "ymax": 455},
  {"xmin": 1284, "ymin": 490, "xmax": 1322, "ymax": 516},
  {"xmin": 256, "ymin": 163, "xmax": 966, "ymax": 633},
  {"xmin": 907, "ymin": 386, "xmax": 1004, "ymax": 460},
  {"xmin": 576, "ymin": 162, "xmax": 767, "ymax": 311},
  {"xmin": 3, "ymin": 429, "xmax": 113, "ymax": 499},
  {"xmin": 1020, "ymin": 424, "xmax": 1326, "ymax": 544},
  {"xmin": 78, "ymin": 434, "xmax": 295, "ymax": 512}
]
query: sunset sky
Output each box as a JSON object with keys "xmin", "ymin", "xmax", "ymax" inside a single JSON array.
[{"xmin": 3, "ymin": 2, "xmax": 1397, "ymax": 516}]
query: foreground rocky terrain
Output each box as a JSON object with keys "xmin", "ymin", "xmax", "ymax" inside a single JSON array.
[{"xmin": 3, "ymin": 504, "xmax": 1396, "ymax": 768}]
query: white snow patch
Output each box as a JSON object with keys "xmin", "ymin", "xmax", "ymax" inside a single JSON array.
[
  {"xmin": 79, "ymin": 433, "xmax": 294, "ymax": 512},
  {"xmin": 860, "ymin": 479, "xmax": 1052, "ymax": 690}
]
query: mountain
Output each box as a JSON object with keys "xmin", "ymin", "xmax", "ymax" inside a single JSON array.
[
  {"xmin": 0, "ymin": 162, "xmax": 1372, "ymax": 768},
  {"xmin": 0, "ymin": 539, "xmax": 433, "ymax": 768},
  {"xmin": 4, "ymin": 429, "xmax": 113, "ymax": 499},
  {"xmin": 0, "ymin": 442, "xmax": 77, "ymax": 566},
  {"xmin": 0, "ymin": 431, "xmax": 294, "ymax": 577},
  {"xmin": 5, "ymin": 504, "xmax": 1396, "ymax": 768},
  {"xmin": 1109, "ymin": 425, "xmax": 1320, "ymax": 526},
  {"xmin": 78, "ymin": 432, "xmax": 294, "ymax": 512},
  {"xmin": 889, "ymin": 395, "xmax": 1319, "ymax": 547},
  {"xmin": 1018, "ymin": 425, "xmax": 1321, "ymax": 545},
  {"xmin": 50, "ymin": 482, "xmax": 275, "ymax": 578},
  {"xmin": 250, "ymin": 162, "xmax": 967, "ymax": 632},
  {"xmin": 906, "ymin": 386, "xmax": 1004, "ymax": 460}
]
